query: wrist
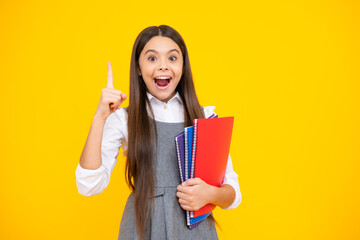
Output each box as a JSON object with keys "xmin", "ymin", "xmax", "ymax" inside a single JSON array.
[
  {"xmin": 207, "ymin": 185, "xmax": 220, "ymax": 206},
  {"xmin": 208, "ymin": 184, "xmax": 236, "ymax": 209},
  {"xmin": 93, "ymin": 112, "xmax": 107, "ymax": 123}
]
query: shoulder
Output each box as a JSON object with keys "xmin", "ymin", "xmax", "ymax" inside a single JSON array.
[{"xmin": 202, "ymin": 106, "xmax": 217, "ymax": 118}]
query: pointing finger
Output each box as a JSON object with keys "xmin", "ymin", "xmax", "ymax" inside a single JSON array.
[{"xmin": 107, "ymin": 61, "xmax": 113, "ymax": 89}]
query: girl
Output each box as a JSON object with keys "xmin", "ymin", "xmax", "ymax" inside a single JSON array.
[{"xmin": 76, "ymin": 25, "xmax": 242, "ymax": 240}]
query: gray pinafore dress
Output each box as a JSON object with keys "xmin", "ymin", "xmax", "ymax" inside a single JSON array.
[{"xmin": 118, "ymin": 116, "xmax": 219, "ymax": 240}]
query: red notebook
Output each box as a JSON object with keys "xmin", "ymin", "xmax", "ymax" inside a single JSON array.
[{"xmin": 190, "ymin": 116, "xmax": 234, "ymax": 218}]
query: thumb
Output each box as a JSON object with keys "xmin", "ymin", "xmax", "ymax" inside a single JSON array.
[
  {"xmin": 182, "ymin": 178, "xmax": 201, "ymax": 186},
  {"xmin": 106, "ymin": 61, "xmax": 114, "ymax": 89}
]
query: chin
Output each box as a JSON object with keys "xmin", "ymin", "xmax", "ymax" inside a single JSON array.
[{"xmin": 153, "ymin": 91, "xmax": 174, "ymax": 102}]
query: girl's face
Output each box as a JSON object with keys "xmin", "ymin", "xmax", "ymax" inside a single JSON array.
[{"xmin": 138, "ymin": 36, "xmax": 183, "ymax": 103}]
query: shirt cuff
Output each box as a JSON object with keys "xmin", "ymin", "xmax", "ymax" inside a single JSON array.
[
  {"xmin": 221, "ymin": 182, "xmax": 242, "ymax": 210},
  {"xmin": 75, "ymin": 163, "xmax": 109, "ymax": 197}
]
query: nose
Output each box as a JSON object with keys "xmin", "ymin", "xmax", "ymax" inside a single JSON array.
[
  {"xmin": 158, "ymin": 59, "xmax": 169, "ymax": 71},
  {"xmin": 158, "ymin": 65, "xmax": 169, "ymax": 71}
]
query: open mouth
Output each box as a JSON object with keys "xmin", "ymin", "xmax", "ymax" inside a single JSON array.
[{"xmin": 153, "ymin": 76, "xmax": 172, "ymax": 89}]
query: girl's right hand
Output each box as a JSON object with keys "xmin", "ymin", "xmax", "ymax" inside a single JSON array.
[{"xmin": 94, "ymin": 62, "xmax": 127, "ymax": 121}]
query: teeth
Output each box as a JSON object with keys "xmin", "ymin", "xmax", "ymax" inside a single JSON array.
[{"xmin": 155, "ymin": 76, "xmax": 171, "ymax": 80}]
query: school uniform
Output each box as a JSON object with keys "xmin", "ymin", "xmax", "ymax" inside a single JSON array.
[{"xmin": 75, "ymin": 92, "xmax": 242, "ymax": 239}]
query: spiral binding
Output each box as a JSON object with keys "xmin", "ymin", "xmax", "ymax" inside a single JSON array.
[
  {"xmin": 191, "ymin": 119, "xmax": 198, "ymax": 180},
  {"xmin": 190, "ymin": 119, "xmax": 199, "ymax": 219},
  {"xmin": 174, "ymin": 137, "xmax": 184, "ymax": 183},
  {"xmin": 184, "ymin": 128, "xmax": 191, "ymax": 227},
  {"xmin": 184, "ymin": 129, "xmax": 188, "ymax": 181}
]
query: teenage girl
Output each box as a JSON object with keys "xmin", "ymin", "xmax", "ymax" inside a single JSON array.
[{"xmin": 76, "ymin": 25, "xmax": 242, "ymax": 240}]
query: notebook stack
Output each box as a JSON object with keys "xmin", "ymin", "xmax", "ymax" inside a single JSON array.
[{"xmin": 174, "ymin": 115, "xmax": 234, "ymax": 229}]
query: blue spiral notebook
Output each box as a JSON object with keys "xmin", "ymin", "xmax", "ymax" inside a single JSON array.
[
  {"xmin": 185, "ymin": 127, "xmax": 211, "ymax": 227},
  {"xmin": 175, "ymin": 130, "xmax": 204, "ymax": 229}
]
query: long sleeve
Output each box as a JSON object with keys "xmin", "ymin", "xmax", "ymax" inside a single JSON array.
[
  {"xmin": 221, "ymin": 154, "xmax": 242, "ymax": 209},
  {"xmin": 75, "ymin": 109, "xmax": 128, "ymax": 196}
]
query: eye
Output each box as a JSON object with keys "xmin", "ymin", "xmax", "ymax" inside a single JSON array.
[
  {"xmin": 148, "ymin": 56, "xmax": 156, "ymax": 61},
  {"xmin": 169, "ymin": 56, "xmax": 177, "ymax": 61}
]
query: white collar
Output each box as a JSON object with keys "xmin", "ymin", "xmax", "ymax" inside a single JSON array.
[{"xmin": 146, "ymin": 91, "xmax": 183, "ymax": 105}]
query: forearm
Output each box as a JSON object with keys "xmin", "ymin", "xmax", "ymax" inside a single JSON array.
[
  {"xmin": 208, "ymin": 184, "xmax": 236, "ymax": 209},
  {"xmin": 79, "ymin": 114, "xmax": 106, "ymax": 170}
]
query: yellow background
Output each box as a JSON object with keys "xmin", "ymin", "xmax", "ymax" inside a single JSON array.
[{"xmin": 1, "ymin": 0, "xmax": 359, "ymax": 239}]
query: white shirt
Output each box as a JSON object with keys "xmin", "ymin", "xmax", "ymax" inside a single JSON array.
[{"xmin": 75, "ymin": 92, "xmax": 242, "ymax": 209}]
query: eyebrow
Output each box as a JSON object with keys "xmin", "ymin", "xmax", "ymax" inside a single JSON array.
[{"xmin": 144, "ymin": 49, "xmax": 180, "ymax": 55}]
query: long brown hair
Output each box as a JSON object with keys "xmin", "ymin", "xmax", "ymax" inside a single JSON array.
[{"xmin": 126, "ymin": 25, "xmax": 218, "ymax": 239}]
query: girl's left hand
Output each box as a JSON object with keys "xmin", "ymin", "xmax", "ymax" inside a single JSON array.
[{"xmin": 176, "ymin": 178, "xmax": 214, "ymax": 211}]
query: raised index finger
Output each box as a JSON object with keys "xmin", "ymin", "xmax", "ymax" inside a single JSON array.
[{"xmin": 107, "ymin": 61, "xmax": 114, "ymax": 88}]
